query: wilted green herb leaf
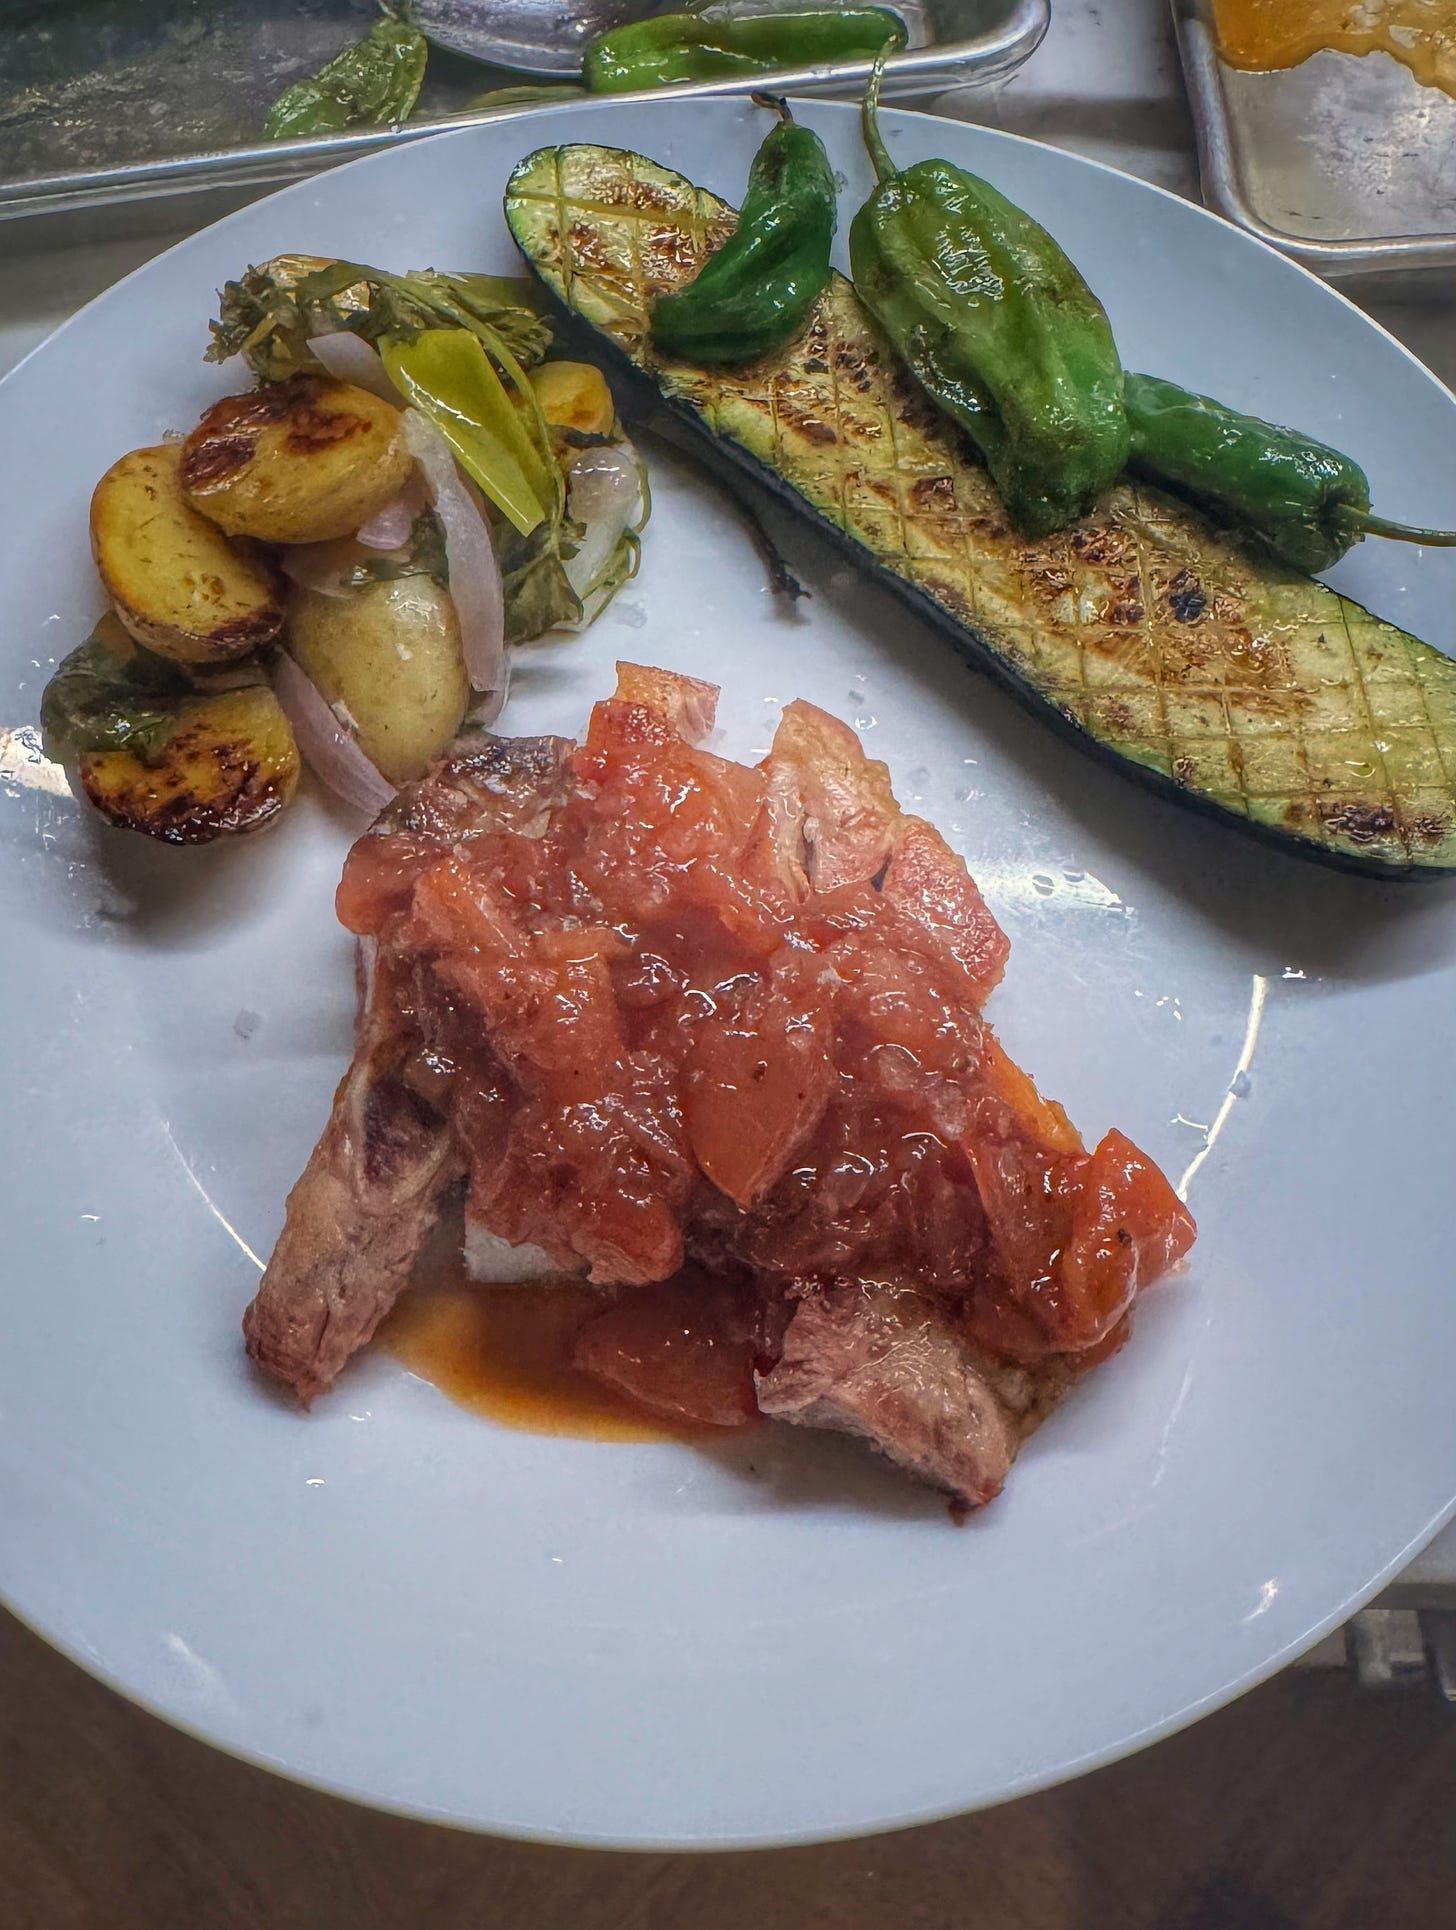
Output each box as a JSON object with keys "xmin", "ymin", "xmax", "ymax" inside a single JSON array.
[
  {"xmin": 347, "ymin": 510, "xmax": 450, "ymax": 589},
  {"xmin": 40, "ymin": 631, "xmax": 192, "ymax": 764},
  {"xmin": 581, "ymin": 528, "xmax": 643, "ymax": 614},
  {"xmin": 497, "ymin": 518, "xmax": 584, "ymax": 643},
  {"xmin": 420, "ymin": 272, "xmax": 553, "ymax": 369},
  {"xmin": 207, "ymin": 259, "xmax": 550, "ymax": 379},
  {"xmin": 207, "ymin": 264, "xmax": 316, "ymax": 380},
  {"xmin": 552, "ymin": 426, "xmax": 618, "ymax": 452}
]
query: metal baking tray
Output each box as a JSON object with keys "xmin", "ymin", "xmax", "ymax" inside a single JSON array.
[
  {"xmin": 1172, "ymin": 0, "xmax": 1456, "ymax": 296},
  {"xmin": 0, "ymin": 0, "xmax": 1047, "ymax": 231}
]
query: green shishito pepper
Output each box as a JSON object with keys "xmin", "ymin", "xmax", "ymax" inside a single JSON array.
[
  {"xmin": 1125, "ymin": 373, "xmax": 1456, "ymax": 575},
  {"xmin": 264, "ymin": 18, "xmax": 427, "ymax": 142},
  {"xmin": 849, "ymin": 56, "xmax": 1128, "ymax": 537},
  {"xmin": 650, "ymin": 98, "xmax": 836, "ymax": 366},
  {"xmin": 583, "ymin": 8, "xmax": 906, "ymax": 92}
]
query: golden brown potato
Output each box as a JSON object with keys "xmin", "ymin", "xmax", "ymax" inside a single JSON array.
[
  {"xmin": 179, "ymin": 374, "xmax": 414, "ymax": 545},
  {"xmin": 531, "ymin": 360, "xmax": 616, "ymax": 440},
  {"xmin": 78, "ymin": 683, "xmax": 301, "ymax": 845},
  {"xmin": 287, "ymin": 575, "xmax": 469, "ymax": 785},
  {"xmin": 90, "ymin": 444, "xmax": 286, "ymax": 664}
]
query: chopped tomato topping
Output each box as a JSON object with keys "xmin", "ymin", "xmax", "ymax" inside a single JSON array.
[
  {"xmin": 572, "ymin": 1271, "xmax": 769, "ymax": 1428},
  {"xmin": 348, "ymin": 665, "xmax": 1195, "ymax": 1359}
]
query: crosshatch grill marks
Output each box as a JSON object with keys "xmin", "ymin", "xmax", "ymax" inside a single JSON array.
[{"xmin": 507, "ymin": 144, "xmax": 1456, "ymax": 872}]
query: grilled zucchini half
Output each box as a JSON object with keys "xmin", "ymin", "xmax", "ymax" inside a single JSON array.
[{"xmin": 505, "ymin": 143, "xmax": 1456, "ymax": 878}]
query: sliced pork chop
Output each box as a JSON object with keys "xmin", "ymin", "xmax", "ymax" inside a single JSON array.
[
  {"xmin": 243, "ymin": 947, "xmax": 461, "ymax": 1403},
  {"xmin": 376, "ymin": 727, "xmax": 575, "ymax": 845},
  {"xmin": 754, "ymin": 1282, "xmax": 1081, "ymax": 1510},
  {"xmin": 244, "ymin": 733, "xmax": 575, "ymax": 1402}
]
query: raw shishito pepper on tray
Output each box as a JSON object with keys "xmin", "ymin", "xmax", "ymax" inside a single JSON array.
[
  {"xmin": 263, "ymin": 16, "xmax": 427, "ymax": 140},
  {"xmin": 650, "ymin": 96, "xmax": 837, "ymax": 367},
  {"xmin": 848, "ymin": 52, "xmax": 1129, "ymax": 537},
  {"xmin": 583, "ymin": 7, "xmax": 907, "ymax": 91},
  {"xmin": 1124, "ymin": 373, "xmax": 1456, "ymax": 575}
]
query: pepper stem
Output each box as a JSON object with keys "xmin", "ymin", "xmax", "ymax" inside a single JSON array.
[
  {"xmin": 861, "ymin": 42, "xmax": 898, "ymax": 184},
  {"xmin": 1354, "ymin": 512, "xmax": 1456, "ymax": 548},
  {"xmin": 750, "ymin": 91, "xmax": 792, "ymax": 124}
]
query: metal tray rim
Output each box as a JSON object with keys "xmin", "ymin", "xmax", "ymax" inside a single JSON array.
[
  {"xmin": 0, "ymin": 0, "xmax": 1048, "ymax": 223},
  {"xmin": 1173, "ymin": 0, "xmax": 1456, "ymax": 281}
]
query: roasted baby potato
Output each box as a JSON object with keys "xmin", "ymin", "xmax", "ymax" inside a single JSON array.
[
  {"xmin": 90, "ymin": 444, "xmax": 286, "ymax": 664},
  {"xmin": 78, "ymin": 683, "xmax": 301, "ymax": 845},
  {"xmin": 530, "ymin": 359, "xmax": 616, "ymax": 440},
  {"xmin": 287, "ymin": 575, "xmax": 469, "ymax": 784},
  {"xmin": 179, "ymin": 374, "xmax": 414, "ymax": 545}
]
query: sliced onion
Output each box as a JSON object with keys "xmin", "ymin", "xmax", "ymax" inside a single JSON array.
[
  {"xmin": 279, "ymin": 537, "xmax": 364, "ymax": 599},
  {"xmin": 468, "ymin": 684, "xmax": 508, "ymax": 730},
  {"xmin": 274, "ymin": 653, "xmax": 395, "ymax": 817},
  {"xmin": 403, "ymin": 409, "xmax": 506, "ymax": 701},
  {"xmin": 309, "ymin": 330, "xmax": 401, "ymax": 402},
  {"xmin": 355, "ymin": 484, "xmax": 421, "ymax": 551},
  {"xmin": 564, "ymin": 439, "xmax": 648, "ymax": 603}
]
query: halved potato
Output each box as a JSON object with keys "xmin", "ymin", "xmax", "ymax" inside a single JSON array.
[
  {"xmin": 288, "ymin": 575, "xmax": 469, "ymax": 784},
  {"xmin": 179, "ymin": 374, "xmax": 414, "ymax": 545},
  {"xmin": 90, "ymin": 444, "xmax": 285, "ymax": 664},
  {"xmin": 79, "ymin": 684, "xmax": 300, "ymax": 845}
]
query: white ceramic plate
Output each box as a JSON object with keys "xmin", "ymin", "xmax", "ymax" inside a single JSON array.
[{"xmin": 2, "ymin": 98, "xmax": 1455, "ymax": 1850}]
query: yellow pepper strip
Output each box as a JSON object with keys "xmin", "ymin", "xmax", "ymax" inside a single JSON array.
[{"xmin": 381, "ymin": 328, "xmax": 551, "ymax": 536}]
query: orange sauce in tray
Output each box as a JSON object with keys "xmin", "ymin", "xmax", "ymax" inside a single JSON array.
[
  {"xmin": 380, "ymin": 1265, "xmax": 674, "ymax": 1443},
  {"xmin": 1211, "ymin": 0, "xmax": 1456, "ymax": 97}
]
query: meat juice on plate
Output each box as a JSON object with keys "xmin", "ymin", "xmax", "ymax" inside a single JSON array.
[{"xmin": 381, "ymin": 1274, "xmax": 671, "ymax": 1443}]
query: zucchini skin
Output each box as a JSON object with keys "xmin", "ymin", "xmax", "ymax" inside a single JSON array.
[{"xmin": 506, "ymin": 143, "xmax": 1456, "ymax": 879}]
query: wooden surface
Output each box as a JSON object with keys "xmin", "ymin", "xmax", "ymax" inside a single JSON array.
[{"xmin": 3, "ymin": 1608, "xmax": 1454, "ymax": 1930}]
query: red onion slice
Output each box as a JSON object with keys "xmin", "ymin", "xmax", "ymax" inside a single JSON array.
[
  {"xmin": 355, "ymin": 492, "xmax": 417, "ymax": 551},
  {"xmin": 274, "ymin": 653, "xmax": 395, "ymax": 817},
  {"xmin": 403, "ymin": 409, "xmax": 506, "ymax": 701},
  {"xmin": 309, "ymin": 330, "xmax": 401, "ymax": 402},
  {"xmin": 469, "ymin": 683, "xmax": 508, "ymax": 730},
  {"xmin": 565, "ymin": 441, "xmax": 646, "ymax": 587},
  {"xmin": 561, "ymin": 440, "xmax": 649, "ymax": 628}
]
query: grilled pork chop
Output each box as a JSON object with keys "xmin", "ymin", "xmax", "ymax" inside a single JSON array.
[{"xmin": 248, "ymin": 668, "xmax": 1193, "ymax": 1509}]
